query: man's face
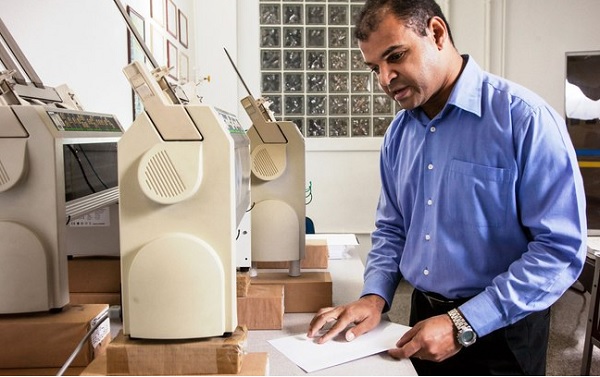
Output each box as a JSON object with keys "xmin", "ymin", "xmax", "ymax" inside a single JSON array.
[{"xmin": 359, "ymin": 12, "xmax": 443, "ymax": 113}]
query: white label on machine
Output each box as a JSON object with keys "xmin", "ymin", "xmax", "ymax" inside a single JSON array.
[{"xmin": 69, "ymin": 207, "xmax": 110, "ymax": 227}]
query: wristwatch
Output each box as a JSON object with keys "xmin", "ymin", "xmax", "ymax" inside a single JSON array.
[{"xmin": 447, "ymin": 308, "xmax": 477, "ymax": 347}]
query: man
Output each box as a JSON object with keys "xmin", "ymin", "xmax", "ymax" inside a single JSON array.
[{"xmin": 307, "ymin": 0, "xmax": 587, "ymax": 375}]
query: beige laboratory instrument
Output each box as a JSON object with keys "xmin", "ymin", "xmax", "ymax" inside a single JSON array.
[
  {"xmin": 118, "ymin": 60, "xmax": 251, "ymax": 339},
  {"xmin": 0, "ymin": 18, "xmax": 123, "ymax": 314},
  {"xmin": 226, "ymin": 49, "xmax": 306, "ymax": 276}
]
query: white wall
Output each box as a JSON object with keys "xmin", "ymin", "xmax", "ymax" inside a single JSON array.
[
  {"xmin": 502, "ymin": 0, "xmax": 600, "ymax": 113},
  {"xmin": 1, "ymin": 0, "xmax": 130, "ymax": 124},
  {"xmin": 1, "ymin": 0, "xmax": 197, "ymax": 129},
  {"xmin": 3, "ymin": 0, "xmax": 599, "ymax": 263},
  {"xmin": 194, "ymin": 0, "xmax": 239, "ymax": 115},
  {"xmin": 449, "ymin": 0, "xmax": 600, "ymax": 113}
]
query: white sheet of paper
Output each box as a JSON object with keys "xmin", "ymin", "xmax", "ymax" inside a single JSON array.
[{"xmin": 268, "ymin": 321, "xmax": 411, "ymax": 373}]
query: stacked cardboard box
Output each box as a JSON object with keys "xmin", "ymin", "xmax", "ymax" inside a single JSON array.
[
  {"xmin": 68, "ymin": 256, "xmax": 121, "ymax": 306},
  {"xmin": 105, "ymin": 326, "xmax": 247, "ymax": 375},
  {"xmin": 238, "ymin": 284, "xmax": 285, "ymax": 330},
  {"xmin": 251, "ymin": 243, "xmax": 333, "ymax": 313},
  {"xmin": 237, "ymin": 243, "xmax": 331, "ymax": 328},
  {"xmin": 254, "ymin": 243, "xmax": 329, "ymax": 269},
  {"xmin": 0, "ymin": 304, "xmax": 111, "ymax": 375},
  {"xmin": 236, "ymin": 270, "xmax": 251, "ymax": 297},
  {"xmin": 81, "ymin": 326, "xmax": 268, "ymax": 376},
  {"xmin": 251, "ymin": 271, "xmax": 332, "ymax": 313},
  {"xmin": 81, "ymin": 351, "xmax": 269, "ymax": 376}
]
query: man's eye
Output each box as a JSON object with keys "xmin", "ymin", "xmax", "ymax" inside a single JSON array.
[{"xmin": 389, "ymin": 52, "xmax": 404, "ymax": 62}]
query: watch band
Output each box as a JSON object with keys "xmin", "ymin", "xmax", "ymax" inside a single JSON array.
[
  {"xmin": 448, "ymin": 308, "xmax": 469, "ymax": 328},
  {"xmin": 448, "ymin": 308, "xmax": 477, "ymax": 347}
]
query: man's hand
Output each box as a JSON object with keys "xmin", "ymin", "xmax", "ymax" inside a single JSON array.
[
  {"xmin": 307, "ymin": 294, "xmax": 385, "ymax": 344},
  {"xmin": 388, "ymin": 314, "xmax": 461, "ymax": 362}
]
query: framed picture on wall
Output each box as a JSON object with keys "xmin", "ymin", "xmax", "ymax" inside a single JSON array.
[
  {"xmin": 167, "ymin": 40, "xmax": 178, "ymax": 79},
  {"xmin": 151, "ymin": 0, "xmax": 164, "ymax": 26},
  {"xmin": 150, "ymin": 24, "xmax": 165, "ymax": 67},
  {"xmin": 178, "ymin": 10, "xmax": 188, "ymax": 48},
  {"xmin": 565, "ymin": 51, "xmax": 600, "ymax": 231},
  {"xmin": 127, "ymin": 6, "xmax": 145, "ymax": 61},
  {"xmin": 166, "ymin": 0, "xmax": 178, "ymax": 38},
  {"xmin": 179, "ymin": 52, "xmax": 189, "ymax": 83},
  {"xmin": 127, "ymin": 6, "xmax": 145, "ymax": 119}
]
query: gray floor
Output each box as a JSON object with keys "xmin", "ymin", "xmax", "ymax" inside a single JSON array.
[{"xmin": 387, "ymin": 280, "xmax": 600, "ymax": 375}]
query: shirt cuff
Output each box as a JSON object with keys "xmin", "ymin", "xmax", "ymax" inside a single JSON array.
[
  {"xmin": 361, "ymin": 274, "xmax": 398, "ymax": 313},
  {"xmin": 459, "ymin": 291, "xmax": 503, "ymax": 337}
]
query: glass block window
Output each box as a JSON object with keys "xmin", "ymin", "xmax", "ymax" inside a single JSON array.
[{"xmin": 259, "ymin": 0, "xmax": 399, "ymax": 137}]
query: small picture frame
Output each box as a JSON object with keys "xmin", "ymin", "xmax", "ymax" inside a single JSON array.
[
  {"xmin": 178, "ymin": 10, "xmax": 188, "ymax": 48},
  {"xmin": 166, "ymin": 0, "xmax": 178, "ymax": 38},
  {"xmin": 150, "ymin": 24, "xmax": 165, "ymax": 67},
  {"xmin": 179, "ymin": 52, "xmax": 189, "ymax": 83},
  {"xmin": 127, "ymin": 6, "xmax": 145, "ymax": 62},
  {"xmin": 167, "ymin": 40, "xmax": 178, "ymax": 79},
  {"xmin": 151, "ymin": 0, "xmax": 164, "ymax": 26}
]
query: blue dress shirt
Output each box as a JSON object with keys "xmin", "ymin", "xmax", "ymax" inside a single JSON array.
[{"xmin": 362, "ymin": 56, "xmax": 587, "ymax": 337}]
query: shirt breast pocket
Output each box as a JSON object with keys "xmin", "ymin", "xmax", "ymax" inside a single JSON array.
[{"xmin": 446, "ymin": 160, "xmax": 512, "ymax": 228}]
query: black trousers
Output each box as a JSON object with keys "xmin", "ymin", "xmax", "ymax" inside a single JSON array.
[{"xmin": 409, "ymin": 289, "xmax": 550, "ymax": 376}]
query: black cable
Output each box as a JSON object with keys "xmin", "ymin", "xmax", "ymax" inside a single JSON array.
[
  {"xmin": 67, "ymin": 145, "xmax": 96, "ymax": 194},
  {"xmin": 78, "ymin": 145, "xmax": 109, "ymax": 190},
  {"xmin": 56, "ymin": 312, "xmax": 109, "ymax": 376}
]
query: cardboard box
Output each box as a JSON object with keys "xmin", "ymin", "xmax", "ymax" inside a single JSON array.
[
  {"xmin": 68, "ymin": 256, "xmax": 121, "ymax": 293},
  {"xmin": 82, "ymin": 351, "xmax": 269, "ymax": 376},
  {"xmin": 0, "ymin": 366, "xmax": 85, "ymax": 375},
  {"xmin": 307, "ymin": 233, "xmax": 359, "ymax": 259},
  {"xmin": 241, "ymin": 352, "xmax": 269, "ymax": 376},
  {"xmin": 237, "ymin": 284, "xmax": 284, "ymax": 330},
  {"xmin": 255, "ymin": 244, "xmax": 329, "ymax": 269},
  {"xmin": 251, "ymin": 271, "xmax": 332, "ymax": 312},
  {"xmin": 70, "ymin": 292, "xmax": 121, "ymax": 306},
  {"xmin": 236, "ymin": 270, "xmax": 251, "ymax": 297},
  {"xmin": 0, "ymin": 304, "xmax": 110, "ymax": 369},
  {"xmin": 106, "ymin": 326, "xmax": 248, "ymax": 375}
]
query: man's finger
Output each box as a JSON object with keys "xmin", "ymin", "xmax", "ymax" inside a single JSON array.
[
  {"xmin": 343, "ymin": 316, "xmax": 376, "ymax": 341},
  {"xmin": 388, "ymin": 337, "xmax": 421, "ymax": 360},
  {"xmin": 395, "ymin": 326, "xmax": 418, "ymax": 348},
  {"xmin": 307, "ymin": 308, "xmax": 340, "ymax": 338},
  {"xmin": 315, "ymin": 316, "xmax": 355, "ymax": 344}
]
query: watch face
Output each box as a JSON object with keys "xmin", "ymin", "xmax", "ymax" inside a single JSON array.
[{"xmin": 459, "ymin": 330, "xmax": 476, "ymax": 346}]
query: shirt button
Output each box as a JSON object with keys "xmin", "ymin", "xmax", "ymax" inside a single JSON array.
[
  {"xmin": 423, "ymin": 269, "xmax": 429, "ymax": 276},
  {"xmin": 430, "ymin": 126, "xmax": 436, "ymax": 133},
  {"xmin": 425, "ymin": 234, "xmax": 431, "ymax": 241},
  {"xmin": 427, "ymin": 199, "xmax": 433, "ymax": 206},
  {"xmin": 427, "ymin": 163, "xmax": 434, "ymax": 170}
]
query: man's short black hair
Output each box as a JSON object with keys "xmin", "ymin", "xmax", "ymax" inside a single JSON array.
[{"xmin": 354, "ymin": 0, "xmax": 454, "ymax": 44}]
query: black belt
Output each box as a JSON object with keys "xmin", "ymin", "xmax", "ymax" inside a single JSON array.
[{"xmin": 417, "ymin": 290, "xmax": 472, "ymax": 310}]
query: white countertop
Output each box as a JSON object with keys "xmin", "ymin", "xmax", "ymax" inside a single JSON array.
[{"xmin": 246, "ymin": 251, "xmax": 417, "ymax": 376}]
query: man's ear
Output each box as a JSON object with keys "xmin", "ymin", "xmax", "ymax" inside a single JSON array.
[{"xmin": 429, "ymin": 16, "xmax": 448, "ymax": 50}]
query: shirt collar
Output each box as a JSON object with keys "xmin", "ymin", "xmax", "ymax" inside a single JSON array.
[
  {"xmin": 407, "ymin": 54, "xmax": 483, "ymax": 122},
  {"xmin": 447, "ymin": 55, "xmax": 483, "ymax": 118}
]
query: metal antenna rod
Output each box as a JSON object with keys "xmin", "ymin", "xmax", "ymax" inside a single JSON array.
[
  {"xmin": 113, "ymin": 0, "xmax": 181, "ymax": 105},
  {"xmin": 223, "ymin": 47, "xmax": 253, "ymax": 98},
  {"xmin": 113, "ymin": 0, "xmax": 159, "ymax": 70},
  {"xmin": 0, "ymin": 17, "xmax": 44, "ymax": 87}
]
